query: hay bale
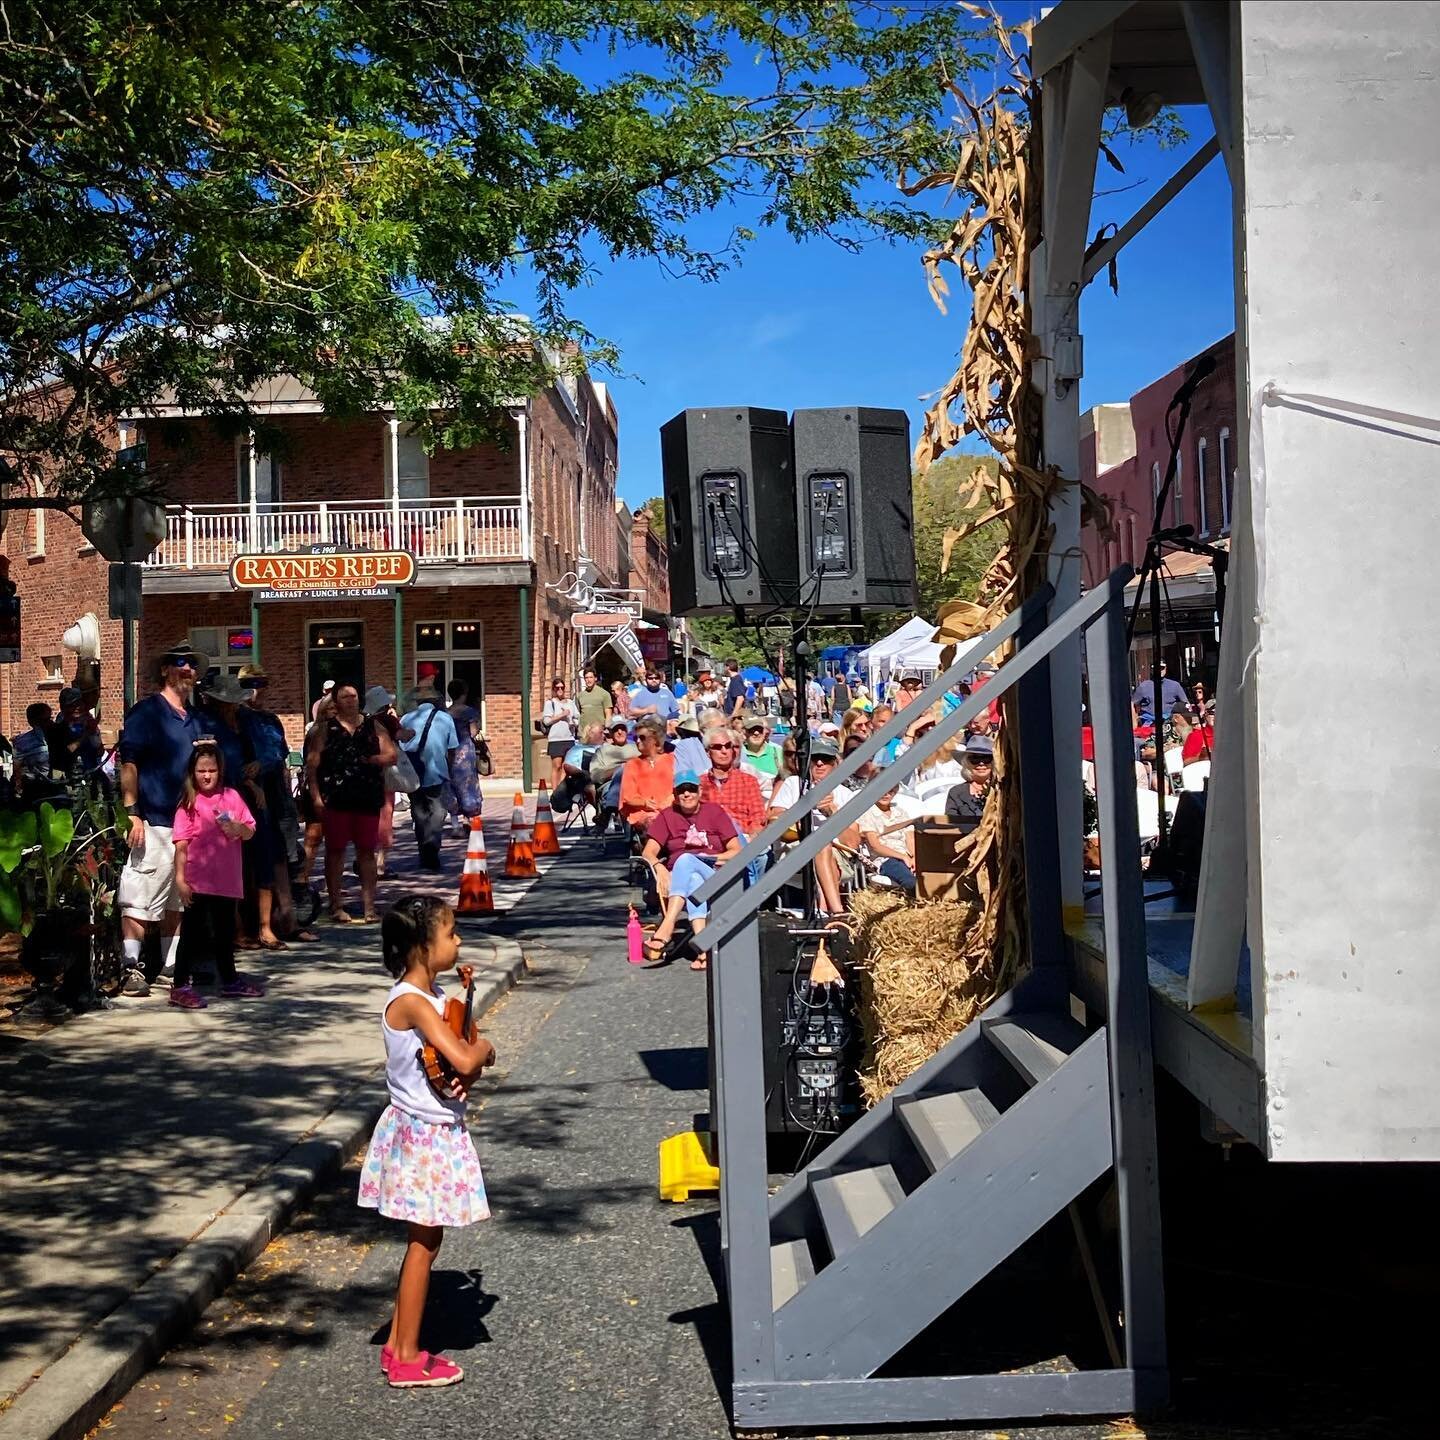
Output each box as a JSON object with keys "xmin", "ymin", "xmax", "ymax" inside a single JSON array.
[{"xmin": 847, "ymin": 888, "xmax": 994, "ymax": 1106}]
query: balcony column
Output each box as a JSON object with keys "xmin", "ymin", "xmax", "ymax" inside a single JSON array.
[
  {"xmin": 513, "ymin": 405, "xmax": 532, "ymax": 561},
  {"xmin": 246, "ymin": 430, "xmax": 259, "ymax": 553},
  {"xmin": 454, "ymin": 496, "xmax": 466, "ymax": 562},
  {"xmin": 387, "ymin": 416, "xmax": 401, "ymax": 552}
]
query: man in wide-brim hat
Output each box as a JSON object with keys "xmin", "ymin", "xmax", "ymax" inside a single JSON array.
[{"xmin": 115, "ymin": 639, "xmax": 209, "ymax": 997}]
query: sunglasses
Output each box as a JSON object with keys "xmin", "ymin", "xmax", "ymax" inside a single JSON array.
[
  {"xmin": 812, "ymin": 756, "xmax": 837, "ymax": 766},
  {"xmin": 675, "ymin": 785, "xmax": 700, "ymax": 795},
  {"xmin": 163, "ymin": 656, "xmax": 198, "ymax": 671},
  {"xmin": 708, "ymin": 741, "xmax": 736, "ymax": 752},
  {"xmin": 967, "ymin": 755, "xmax": 993, "ymax": 765}
]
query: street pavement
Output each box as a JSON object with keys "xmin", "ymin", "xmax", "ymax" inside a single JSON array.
[
  {"xmin": 0, "ymin": 781, "xmax": 556, "ymax": 1436},
  {"xmin": 5, "ymin": 787, "xmax": 1431, "ymax": 1440},
  {"xmin": 82, "ymin": 841, "xmax": 1132, "ymax": 1440}
]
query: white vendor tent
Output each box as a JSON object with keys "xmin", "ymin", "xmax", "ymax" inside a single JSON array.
[{"xmin": 864, "ymin": 614, "xmax": 940, "ymax": 690}]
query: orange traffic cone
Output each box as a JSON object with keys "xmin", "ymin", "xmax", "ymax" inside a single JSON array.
[
  {"xmin": 532, "ymin": 780, "xmax": 561, "ymax": 856},
  {"xmin": 503, "ymin": 792, "xmax": 538, "ymax": 878},
  {"xmin": 456, "ymin": 817, "xmax": 495, "ymax": 914}
]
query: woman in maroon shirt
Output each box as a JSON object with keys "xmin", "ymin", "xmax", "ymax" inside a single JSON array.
[{"xmin": 639, "ymin": 769, "xmax": 742, "ymax": 970}]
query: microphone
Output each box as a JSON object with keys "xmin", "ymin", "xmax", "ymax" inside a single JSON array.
[{"xmin": 1167, "ymin": 353, "xmax": 1217, "ymax": 413}]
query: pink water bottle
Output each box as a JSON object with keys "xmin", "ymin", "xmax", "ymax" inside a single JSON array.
[{"xmin": 627, "ymin": 907, "xmax": 645, "ymax": 965}]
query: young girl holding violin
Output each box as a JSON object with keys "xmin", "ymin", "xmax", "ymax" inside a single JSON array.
[{"xmin": 358, "ymin": 895, "xmax": 496, "ymax": 1388}]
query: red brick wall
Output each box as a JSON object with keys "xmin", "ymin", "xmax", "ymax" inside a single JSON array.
[
  {"xmin": 137, "ymin": 585, "xmax": 532, "ymax": 776},
  {"xmin": 3, "ymin": 369, "xmax": 630, "ymax": 777},
  {"xmin": 0, "ymin": 510, "xmax": 119, "ymax": 741},
  {"xmin": 1081, "ymin": 334, "xmax": 1238, "ymax": 589},
  {"xmin": 628, "ymin": 511, "xmax": 671, "ymax": 613},
  {"xmin": 142, "ymin": 413, "xmax": 520, "ymax": 505}
]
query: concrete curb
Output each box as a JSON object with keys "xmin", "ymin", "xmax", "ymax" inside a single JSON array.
[{"xmin": 0, "ymin": 937, "xmax": 527, "ymax": 1440}]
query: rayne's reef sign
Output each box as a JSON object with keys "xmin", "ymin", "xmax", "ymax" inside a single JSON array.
[{"xmin": 229, "ymin": 548, "xmax": 417, "ymax": 602}]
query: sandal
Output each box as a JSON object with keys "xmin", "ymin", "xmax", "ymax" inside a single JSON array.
[
  {"xmin": 643, "ymin": 935, "xmax": 670, "ymax": 962},
  {"xmin": 387, "ymin": 1351, "xmax": 463, "ymax": 1389},
  {"xmin": 328, "ymin": 910, "xmax": 352, "ymax": 924},
  {"xmin": 259, "ymin": 938, "xmax": 289, "ymax": 951},
  {"xmin": 358, "ymin": 912, "xmax": 380, "ymax": 924},
  {"xmin": 292, "ymin": 929, "xmax": 319, "ymax": 943},
  {"xmin": 235, "ymin": 938, "xmax": 262, "ymax": 951},
  {"xmin": 689, "ymin": 956, "xmax": 709, "ymax": 972}
]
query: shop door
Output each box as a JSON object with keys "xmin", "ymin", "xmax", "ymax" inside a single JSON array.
[{"xmin": 308, "ymin": 621, "xmax": 366, "ymax": 713}]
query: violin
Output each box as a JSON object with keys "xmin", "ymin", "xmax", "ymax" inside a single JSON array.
[{"xmin": 418, "ymin": 964, "xmax": 478, "ymax": 1095}]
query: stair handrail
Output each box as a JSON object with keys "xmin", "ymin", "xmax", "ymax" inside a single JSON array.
[
  {"xmin": 692, "ymin": 586, "xmax": 1052, "ymax": 909},
  {"xmin": 710, "ymin": 566, "xmax": 1166, "ymax": 1410},
  {"xmin": 705, "ymin": 570, "xmax": 1133, "ymax": 945}
]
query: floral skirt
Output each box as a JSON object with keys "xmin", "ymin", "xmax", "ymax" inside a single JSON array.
[{"xmin": 357, "ymin": 1104, "xmax": 491, "ymax": 1228}]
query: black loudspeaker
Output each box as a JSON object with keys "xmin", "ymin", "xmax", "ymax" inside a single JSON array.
[
  {"xmin": 660, "ymin": 407, "xmax": 797, "ymax": 614},
  {"xmin": 705, "ymin": 914, "xmax": 860, "ymax": 1168},
  {"xmin": 789, "ymin": 406, "xmax": 917, "ymax": 613}
]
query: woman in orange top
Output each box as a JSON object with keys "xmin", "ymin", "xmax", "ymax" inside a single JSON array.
[{"xmin": 619, "ymin": 718, "xmax": 675, "ymax": 833}]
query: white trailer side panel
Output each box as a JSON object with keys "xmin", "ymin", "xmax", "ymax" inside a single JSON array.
[{"xmin": 1241, "ymin": 1, "xmax": 1440, "ymax": 1160}]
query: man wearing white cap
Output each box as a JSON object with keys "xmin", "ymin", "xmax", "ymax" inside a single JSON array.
[{"xmin": 311, "ymin": 678, "xmax": 336, "ymax": 722}]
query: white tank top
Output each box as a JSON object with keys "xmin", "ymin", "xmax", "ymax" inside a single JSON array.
[{"xmin": 382, "ymin": 980, "xmax": 466, "ymax": 1126}]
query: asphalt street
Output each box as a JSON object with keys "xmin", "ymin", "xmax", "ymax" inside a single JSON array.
[{"xmin": 87, "ymin": 841, "xmax": 1438, "ymax": 1440}]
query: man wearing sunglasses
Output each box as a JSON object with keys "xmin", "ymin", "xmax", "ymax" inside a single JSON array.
[
  {"xmin": 700, "ymin": 727, "xmax": 767, "ymax": 885},
  {"xmin": 116, "ymin": 640, "xmax": 207, "ymax": 996}
]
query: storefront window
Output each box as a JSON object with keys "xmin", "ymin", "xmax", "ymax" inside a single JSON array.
[
  {"xmin": 413, "ymin": 620, "xmax": 485, "ymax": 725},
  {"xmin": 190, "ymin": 625, "xmax": 253, "ymax": 683},
  {"xmin": 309, "ymin": 621, "xmax": 365, "ymax": 713}
]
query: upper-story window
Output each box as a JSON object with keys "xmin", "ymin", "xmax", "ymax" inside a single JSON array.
[
  {"xmin": 236, "ymin": 439, "xmax": 282, "ymax": 510},
  {"xmin": 384, "ymin": 423, "xmax": 430, "ymax": 500},
  {"xmin": 1219, "ymin": 428, "xmax": 1233, "ymax": 533},
  {"xmin": 1172, "ymin": 453, "xmax": 1183, "ymax": 528},
  {"xmin": 1196, "ymin": 437, "xmax": 1209, "ymax": 536},
  {"xmin": 29, "ymin": 490, "xmax": 45, "ymax": 558}
]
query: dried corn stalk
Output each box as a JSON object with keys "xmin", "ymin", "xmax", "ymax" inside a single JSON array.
[{"xmin": 901, "ymin": 10, "xmax": 1051, "ymax": 1002}]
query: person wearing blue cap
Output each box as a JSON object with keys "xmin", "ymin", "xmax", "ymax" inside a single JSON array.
[
  {"xmin": 944, "ymin": 733, "xmax": 995, "ymax": 835},
  {"xmin": 638, "ymin": 769, "xmax": 743, "ymax": 970}
]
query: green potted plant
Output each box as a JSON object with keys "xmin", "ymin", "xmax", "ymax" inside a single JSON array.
[{"xmin": 0, "ymin": 788, "xmax": 130, "ymax": 1009}]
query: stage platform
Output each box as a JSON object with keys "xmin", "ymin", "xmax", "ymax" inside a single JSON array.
[{"xmin": 1071, "ymin": 888, "xmax": 1265, "ymax": 1150}]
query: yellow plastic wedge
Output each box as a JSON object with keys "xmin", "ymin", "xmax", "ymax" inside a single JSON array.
[{"xmin": 658, "ymin": 1129, "xmax": 719, "ymax": 1202}]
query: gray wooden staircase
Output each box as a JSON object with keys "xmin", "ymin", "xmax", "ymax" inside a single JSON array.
[{"xmin": 698, "ymin": 571, "xmax": 1168, "ymax": 1431}]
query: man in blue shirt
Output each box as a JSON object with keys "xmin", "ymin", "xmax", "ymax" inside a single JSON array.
[
  {"xmin": 117, "ymin": 640, "xmax": 206, "ymax": 996},
  {"xmin": 400, "ymin": 682, "xmax": 459, "ymax": 871},
  {"xmin": 1131, "ymin": 662, "xmax": 1189, "ymax": 720},
  {"xmin": 628, "ymin": 668, "xmax": 680, "ymax": 729}
]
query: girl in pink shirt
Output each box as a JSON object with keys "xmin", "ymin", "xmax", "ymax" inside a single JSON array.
[{"xmin": 170, "ymin": 743, "xmax": 264, "ymax": 1010}]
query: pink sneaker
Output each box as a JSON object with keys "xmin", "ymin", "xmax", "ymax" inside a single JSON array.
[
  {"xmin": 387, "ymin": 1351, "xmax": 463, "ymax": 1388},
  {"xmin": 381, "ymin": 1344, "xmax": 394, "ymax": 1374}
]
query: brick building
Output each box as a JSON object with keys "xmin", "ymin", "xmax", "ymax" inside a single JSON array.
[
  {"xmin": 1080, "ymin": 333, "xmax": 1238, "ymax": 684},
  {"xmin": 0, "ymin": 362, "xmax": 665, "ymax": 782}
]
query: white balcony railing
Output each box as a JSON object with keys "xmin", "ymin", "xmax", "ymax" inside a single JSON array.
[{"xmin": 143, "ymin": 497, "xmax": 525, "ymax": 569}]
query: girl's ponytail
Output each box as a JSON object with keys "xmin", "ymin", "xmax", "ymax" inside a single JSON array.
[{"xmin": 380, "ymin": 894, "xmax": 451, "ymax": 977}]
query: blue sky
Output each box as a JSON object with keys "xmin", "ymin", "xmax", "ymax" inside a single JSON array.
[{"xmin": 506, "ymin": 15, "xmax": 1234, "ymax": 509}]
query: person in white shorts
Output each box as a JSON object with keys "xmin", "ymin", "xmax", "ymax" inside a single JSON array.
[{"xmin": 116, "ymin": 641, "xmax": 207, "ymax": 996}]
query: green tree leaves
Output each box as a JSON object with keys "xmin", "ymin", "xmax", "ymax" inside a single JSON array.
[{"xmin": 2, "ymin": 1, "xmax": 981, "ymax": 503}]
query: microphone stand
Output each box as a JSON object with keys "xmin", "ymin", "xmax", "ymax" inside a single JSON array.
[{"xmin": 1125, "ymin": 382, "xmax": 1203, "ymax": 879}]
